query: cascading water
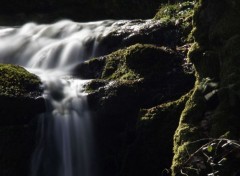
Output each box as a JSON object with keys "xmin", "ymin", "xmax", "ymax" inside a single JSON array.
[{"xmin": 0, "ymin": 20, "xmax": 119, "ymax": 176}]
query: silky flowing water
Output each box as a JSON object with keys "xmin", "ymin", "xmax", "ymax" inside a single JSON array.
[{"xmin": 0, "ymin": 20, "xmax": 121, "ymax": 176}]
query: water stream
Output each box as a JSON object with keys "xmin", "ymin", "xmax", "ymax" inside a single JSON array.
[{"xmin": 0, "ymin": 20, "xmax": 120, "ymax": 176}]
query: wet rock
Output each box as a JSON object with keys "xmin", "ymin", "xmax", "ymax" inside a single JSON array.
[{"xmin": 96, "ymin": 20, "xmax": 179, "ymax": 56}]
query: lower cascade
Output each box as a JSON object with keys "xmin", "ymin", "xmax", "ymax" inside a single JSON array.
[
  {"xmin": 0, "ymin": 20, "xmax": 120, "ymax": 176},
  {"xmin": 30, "ymin": 74, "xmax": 94, "ymax": 176}
]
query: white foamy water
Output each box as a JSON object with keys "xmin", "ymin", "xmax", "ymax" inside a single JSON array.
[
  {"xmin": 0, "ymin": 20, "xmax": 116, "ymax": 71},
  {"xmin": 30, "ymin": 74, "xmax": 94, "ymax": 176},
  {"xmin": 0, "ymin": 20, "xmax": 123, "ymax": 176}
]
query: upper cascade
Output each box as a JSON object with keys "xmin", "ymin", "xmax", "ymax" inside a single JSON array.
[
  {"xmin": 0, "ymin": 19, "xmax": 163, "ymax": 74},
  {"xmin": 0, "ymin": 20, "xmax": 116, "ymax": 71}
]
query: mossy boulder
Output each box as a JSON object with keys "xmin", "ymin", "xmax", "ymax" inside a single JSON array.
[
  {"xmin": 0, "ymin": 64, "xmax": 41, "ymax": 97},
  {"xmin": 83, "ymin": 43, "xmax": 194, "ymax": 176},
  {"xmin": 0, "ymin": 64, "xmax": 44, "ymax": 125},
  {"xmin": 0, "ymin": 64, "xmax": 44, "ymax": 176},
  {"xmin": 77, "ymin": 43, "xmax": 193, "ymax": 81},
  {"xmin": 101, "ymin": 44, "xmax": 179, "ymax": 81},
  {"xmin": 82, "ymin": 43, "xmax": 194, "ymax": 106}
]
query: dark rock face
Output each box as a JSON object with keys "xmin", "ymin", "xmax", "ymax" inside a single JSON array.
[
  {"xmin": 0, "ymin": 95, "xmax": 45, "ymax": 126},
  {"xmin": 0, "ymin": 124, "xmax": 38, "ymax": 176}
]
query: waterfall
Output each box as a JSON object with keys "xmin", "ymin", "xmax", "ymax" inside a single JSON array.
[{"xmin": 0, "ymin": 20, "xmax": 120, "ymax": 176}]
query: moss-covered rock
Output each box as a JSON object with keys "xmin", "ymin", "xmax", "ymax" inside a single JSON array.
[
  {"xmin": 83, "ymin": 43, "xmax": 194, "ymax": 106},
  {"xmin": 154, "ymin": 1, "xmax": 195, "ymax": 45},
  {"xmin": 0, "ymin": 64, "xmax": 44, "ymax": 125},
  {"xmin": 0, "ymin": 64, "xmax": 44, "ymax": 176},
  {"xmin": 0, "ymin": 64, "xmax": 41, "ymax": 97},
  {"xmin": 77, "ymin": 43, "xmax": 190, "ymax": 81},
  {"xmin": 172, "ymin": 0, "xmax": 240, "ymax": 175},
  {"xmin": 101, "ymin": 44, "xmax": 179, "ymax": 81},
  {"xmin": 84, "ymin": 43, "xmax": 194, "ymax": 176}
]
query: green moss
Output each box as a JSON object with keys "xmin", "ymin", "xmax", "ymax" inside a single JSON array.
[
  {"xmin": 101, "ymin": 43, "xmax": 178, "ymax": 81},
  {"xmin": 141, "ymin": 90, "xmax": 191, "ymax": 121},
  {"xmin": 154, "ymin": 1, "xmax": 194, "ymax": 22},
  {"xmin": 154, "ymin": 1, "xmax": 195, "ymax": 43},
  {"xmin": 172, "ymin": 83, "xmax": 208, "ymax": 175},
  {"xmin": 0, "ymin": 64, "xmax": 41, "ymax": 97},
  {"xmin": 172, "ymin": 0, "xmax": 240, "ymax": 175},
  {"xmin": 101, "ymin": 47, "xmax": 139, "ymax": 80},
  {"xmin": 121, "ymin": 91, "xmax": 192, "ymax": 176}
]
